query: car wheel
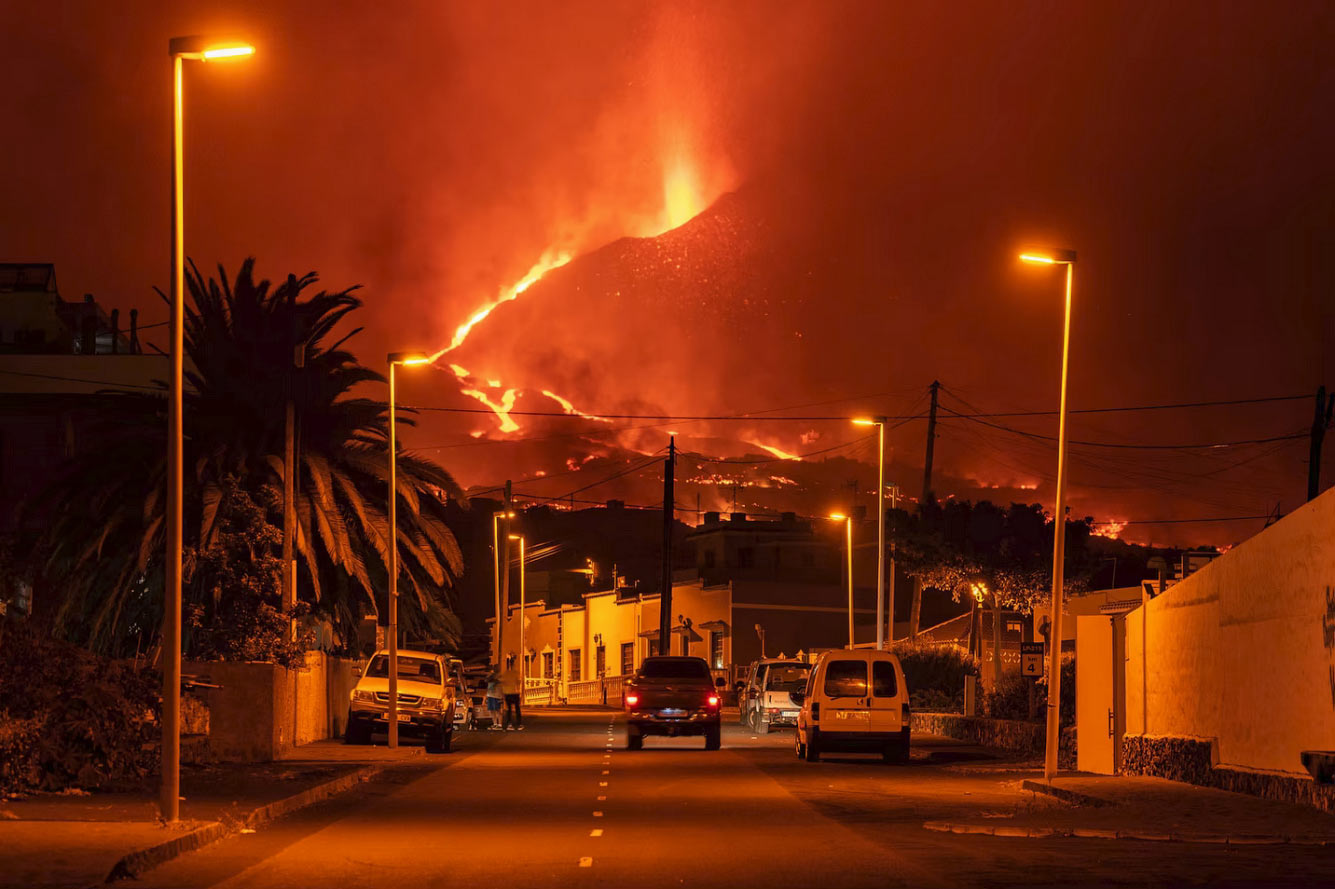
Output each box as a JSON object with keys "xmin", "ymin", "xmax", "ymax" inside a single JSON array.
[
  {"xmin": 705, "ymin": 726, "xmax": 722, "ymax": 750},
  {"xmin": 627, "ymin": 727, "xmax": 643, "ymax": 751},
  {"xmin": 803, "ymin": 730, "xmax": 821, "ymax": 762},
  {"xmin": 795, "ymin": 732, "xmax": 806, "ymax": 759},
  {"xmin": 426, "ymin": 724, "xmax": 453, "ymax": 754},
  {"xmin": 756, "ymin": 713, "xmax": 769, "ymax": 735},
  {"xmin": 344, "ymin": 714, "xmax": 370, "ymax": 745},
  {"xmin": 739, "ymin": 706, "xmax": 750, "ymax": 726}
]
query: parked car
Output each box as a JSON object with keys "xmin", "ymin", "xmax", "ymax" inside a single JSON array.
[
  {"xmin": 624, "ymin": 656, "xmax": 723, "ymax": 750},
  {"xmin": 795, "ymin": 648, "xmax": 910, "ymax": 763},
  {"xmin": 346, "ymin": 649, "xmax": 456, "ymax": 753},
  {"xmin": 452, "ymin": 672, "xmax": 476, "ymax": 731},
  {"xmin": 739, "ymin": 658, "xmax": 812, "ymax": 734}
]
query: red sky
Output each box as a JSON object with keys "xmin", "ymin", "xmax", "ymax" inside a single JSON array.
[{"xmin": 4, "ymin": 1, "xmax": 1332, "ymax": 546}]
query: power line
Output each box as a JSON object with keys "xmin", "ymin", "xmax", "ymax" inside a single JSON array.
[
  {"xmin": 939, "ymin": 406, "xmax": 1308, "ymax": 450},
  {"xmin": 946, "ymin": 393, "xmax": 1309, "ymax": 418},
  {"xmin": 404, "ymin": 405, "xmax": 923, "ymax": 421},
  {"xmin": 1092, "ymin": 515, "xmax": 1272, "ymax": 525}
]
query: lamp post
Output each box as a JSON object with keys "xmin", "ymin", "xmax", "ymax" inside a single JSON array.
[
  {"xmin": 510, "ymin": 534, "xmax": 527, "ymax": 685},
  {"xmin": 162, "ymin": 35, "xmax": 253, "ymax": 824},
  {"xmin": 492, "ymin": 510, "xmax": 515, "ymax": 666},
  {"xmin": 1019, "ymin": 247, "xmax": 1077, "ymax": 781},
  {"xmin": 830, "ymin": 514, "xmax": 855, "ymax": 647},
  {"xmin": 386, "ymin": 351, "xmax": 431, "ymax": 748},
  {"xmin": 852, "ymin": 417, "xmax": 887, "ymax": 648}
]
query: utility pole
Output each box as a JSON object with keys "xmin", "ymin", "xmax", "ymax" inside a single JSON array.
[
  {"xmin": 1309, "ymin": 385, "xmax": 1332, "ymax": 502},
  {"xmin": 922, "ymin": 380, "xmax": 940, "ymax": 505},
  {"xmin": 282, "ymin": 339, "xmax": 304, "ymax": 638},
  {"xmin": 887, "ymin": 483, "xmax": 898, "ymax": 646},
  {"xmin": 659, "ymin": 437, "xmax": 676, "ymax": 655},
  {"xmin": 500, "ymin": 480, "xmax": 512, "ymax": 661}
]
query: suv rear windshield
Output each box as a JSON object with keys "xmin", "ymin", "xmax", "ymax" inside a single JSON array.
[
  {"xmin": 366, "ymin": 655, "xmax": 441, "ymax": 683},
  {"xmin": 765, "ymin": 664, "xmax": 811, "ymax": 691},
  {"xmin": 823, "ymin": 659, "xmax": 868, "ymax": 697},
  {"xmin": 639, "ymin": 657, "xmax": 712, "ymax": 680}
]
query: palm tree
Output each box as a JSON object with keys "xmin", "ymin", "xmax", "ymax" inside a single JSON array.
[{"xmin": 35, "ymin": 258, "xmax": 464, "ymax": 656}]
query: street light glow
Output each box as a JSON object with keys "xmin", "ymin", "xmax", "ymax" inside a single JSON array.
[
  {"xmin": 202, "ymin": 45, "xmax": 256, "ymax": 59},
  {"xmin": 388, "ymin": 350, "xmax": 431, "ymax": 366},
  {"xmin": 1019, "ymin": 248, "xmax": 1077, "ymax": 265},
  {"xmin": 828, "ymin": 513, "xmax": 847, "ymax": 521},
  {"xmin": 851, "ymin": 418, "xmax": 875, "ymax": 426}
]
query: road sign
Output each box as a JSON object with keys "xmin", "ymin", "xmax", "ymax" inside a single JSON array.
[{"xmin": 1021, "ymin": 642, "xmax": 1044, "ymax": 678}]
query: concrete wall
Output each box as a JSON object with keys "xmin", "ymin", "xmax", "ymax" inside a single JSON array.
[
  {"xmin": 185, "ymin": 652, "xmax": 360, "ymax": 762},
  {"xmin": 1124, "ymin": 488, "xmax": 1335, "ymax": 776}
]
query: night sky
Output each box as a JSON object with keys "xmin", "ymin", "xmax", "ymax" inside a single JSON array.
[{"xmin": 5, "ymin": 1, "xmax": 1332, "ymax": 547}]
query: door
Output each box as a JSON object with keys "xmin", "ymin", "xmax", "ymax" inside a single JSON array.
[
  {"xmin": 867, "ymin": 658, "xmax": 904, "ymax": 734},
  {"xmin": 1076, "ymin": 615, "xmax": 1115, "ymax": 774},
  {"xmin": 821, "ymin": 657, "xmax": 870, "ymax": 732}
]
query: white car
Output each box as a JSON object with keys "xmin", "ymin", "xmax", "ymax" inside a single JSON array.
[
  {"xmin": 740, "ymin": 659, "xmax": 812, "ymax": 734},
  {"xmin": 346, "ymin": 649, "xmax": 457, "ymax": 753},
  {"xmin": 795, "ymin": 649, "xmax": 910, "ymax": 763}
]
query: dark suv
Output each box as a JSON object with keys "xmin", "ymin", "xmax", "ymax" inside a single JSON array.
[{"xmin": 624, "ymin": 656, "xmax": 722, "ymax": 750}]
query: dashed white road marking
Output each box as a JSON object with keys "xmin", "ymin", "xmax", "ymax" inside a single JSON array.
[
  {"xmin": 579, "ymin": 857, "xmax": 593, "ymax": 868},
  {"xmin": 590, "ymin": 828, "xmax": 604, "ymax": 837},
  {"xmin": 597, "ymin": 795, "xmax": 607, "ymax": 801},
  {"xmin": 593, "ymin": 811, "xmax": 604, "ymax": 817},
  {"xmin": 601, "ymin": 770, "xmax": 610, "ymax": 775},
  {"xmin": 599, "ymin": 781, "xmax": 608, "ymax": 787}
]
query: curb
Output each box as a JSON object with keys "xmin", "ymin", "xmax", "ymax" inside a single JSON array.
[
  {"xmin": 922, "ymin": 821, "xmax": 1331, "ymax": 846},
  {"xmin": 1021, "ymin": 779, "xmax": 1114, "ymax": 808},
  {"xmin": 105, "ymin": 764, "xmax": 384, "ymax": 882}
]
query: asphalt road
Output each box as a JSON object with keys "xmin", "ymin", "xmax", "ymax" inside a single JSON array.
[{"xmin": 132, "ymin": 710, "xmax": 1335, "ymax": 888}]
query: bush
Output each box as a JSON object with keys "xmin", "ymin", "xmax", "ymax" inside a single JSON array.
[
  {"xmin": 0, "ymin": 624, "xmax": 159, "ymax": 794},
  {"xmin": 1028, "ymin": 652, "xmax": 1076, "ymax": 727},
  {"xmin": 891, "ymin": 640, "xmax": 980, "ymax": 712},
  {"xmin": 984, "ymin": 672, "xmax": 1036, "ymax": 720}
]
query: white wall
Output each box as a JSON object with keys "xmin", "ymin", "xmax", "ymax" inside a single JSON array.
[{"xmin": 1125, "ymin": 488, "xmax": 1335, "ymax": 775}]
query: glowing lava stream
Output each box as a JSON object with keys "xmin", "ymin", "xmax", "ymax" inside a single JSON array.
[
  {"xmin": 542, "ymin": 390, "xmax": 613, "ymax": 424},
  {"xmin": 751, "ymin": 441, "xmax": 801, "ymax": 461},
  {"xmin": 426, "ymin": 248, "xmax": 574, "ymax": 364}
]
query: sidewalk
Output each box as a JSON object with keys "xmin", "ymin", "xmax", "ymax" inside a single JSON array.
[
  {"xmin": 925, "ymin": 771, "xmax": 1335, "ymax": 844},
  {"xmin": 0, "ymin": 743, "xmax": 429, "ymax": 888}
]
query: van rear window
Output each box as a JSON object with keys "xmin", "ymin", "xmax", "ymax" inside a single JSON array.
[
  {"xmin": 823, "ymin": 660, "xmax": 867, "ymax": 697},
  {"xmin": 872, "ymin": 660, "xmax": 898, "ymax": 697}
]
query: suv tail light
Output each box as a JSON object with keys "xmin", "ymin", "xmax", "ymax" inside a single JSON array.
[
  {"xmin": 707, "ymin": 694, "xmax": 720, "ymax": 707},
  {"xmin": 625, "ymin": 693, "xmax": 639, "ymax": 707}
]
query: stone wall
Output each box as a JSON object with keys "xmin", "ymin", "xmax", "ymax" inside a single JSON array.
[
  {"xmin": 1124, "ymin": 733, "xmax": 1335, "ymax": 813},
  {"xmin": 913, "ymin": 712, "xmax": 1076, "ymax": 767}
]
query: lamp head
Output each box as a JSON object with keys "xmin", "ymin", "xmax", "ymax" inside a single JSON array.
[
  {"xmin": 851, "ymin": 416, "xmax": 886, "ymax": 427},
  {"xmin": 388, "ymin": 351, "xmax": 431, "ymax": 366},
  {"xmin": 828, "ymin": 513, "xmax": 847, "ymax": 521},
  {"xmin": 169, "ymin": 36, "xmax": 255, "ymax": 60},
  {"xmin": 1019, "ymin": 247, "xmax": 1077, "ymax": 265}
]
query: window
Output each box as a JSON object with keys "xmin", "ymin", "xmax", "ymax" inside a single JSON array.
[
  {"xmin": 680, "ymin": 632, "xmax": 689, "ymax": 656},
  {"xmin": 738, "ymin": 547, "xmax": 755, "ymax": 569},
  {"xmin": 542, "ymin": 651, "xmax": 554, "ymax": 679},
  {"xmin": 823, "ymin": 659, "xmax": 868, "ymax": 698},
  {"xmin": 620, "ymin": 642, "xmax": 634, "ymax": 676},
  {"xmin": 365, "ymin": 655, "xmax": 441, "ymax": 684},
  {"xmin": 596, "ymin": 646, "xmax": 606, "ymax": 678},
  {"xmin": 704, "ymin": 550, "xmax": 716, "ymax": 569},
  {"xmin": 639, "ymin": 657, "xmax": 712, "ymax": 680},
  {"xmin": 568, "ymin": 649, "xmax": 582, "ymax": 682},
  {"xmin": 648, "ymin": 638, "xmax": 660, "ymax": 658},
  {"xmin": 710, "ymin": 631, "xmax": 724, "ymax": 669},
  {"xmin": 872, "ymin": 660, "xmax": 898, "ymax": 697}
]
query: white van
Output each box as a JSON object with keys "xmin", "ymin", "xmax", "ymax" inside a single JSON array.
[{"xmin": 794, "ymin": 649, "xmax": 910, "ymax": 763}]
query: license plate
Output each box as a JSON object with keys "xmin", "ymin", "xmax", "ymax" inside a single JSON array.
[
  {"xmin": 660, "ymin": 708, "xmax": 685, "ymax": 718},
  {"xmin": 783, "ymin": 711, "xmax": 798, "ymax": 718},
  {"xmin": 397, "ymin": 713, "xmax": 412, "ymax": 722}
]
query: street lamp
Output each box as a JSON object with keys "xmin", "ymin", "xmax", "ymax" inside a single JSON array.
[
  {"xmin": 852, "ymin": 416, "xmax": 887, "ymax": 649},
  {"xmin": 830, "ymin": 514, "xmax": 855, "ymax": 647},
  {"xmin": 492, "ymin": 510, "xmax": 515, "ymax": 665},
  {"xmin": 386, "ymin": 350, "xmax": 431, "ymax": 748},
  {"xmin": 509, "ymin": 534, "xmax": 527, "ymax": 686},
  {"xmin": 162, "ymin": 34, "xmax": 253, "ymax": 824},
  {"xmin": 1019, "ymin": 246, "xmax": 1077, "ymax": 781}
]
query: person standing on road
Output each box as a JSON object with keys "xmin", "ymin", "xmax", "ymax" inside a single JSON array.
[
  {"xmin": 500, "ymin": 661, "xmax": 524, "ymax": 731},
  {"xmin": 485, "ymin": 667, "xmax": 504, "ymax": 731}
]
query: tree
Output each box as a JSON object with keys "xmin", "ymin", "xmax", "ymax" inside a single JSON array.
[{"xmin": 32, "ymin": 258, "xmax": 464, "ymax": 656}]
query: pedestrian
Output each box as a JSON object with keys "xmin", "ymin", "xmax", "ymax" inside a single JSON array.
[
  {"xmin": 485, "ymin": 667, "xmax": 504, "ymax": 730},
  {"xmin": 500, "ymin": 661, "xmax": 524, "ymax": 731}
]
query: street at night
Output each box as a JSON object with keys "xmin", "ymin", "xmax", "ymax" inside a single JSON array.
[
  {"xmin": 105, "ymin": 712, "xmax": 1335, "ymax": 889},
  {"xmin": 2, "ymin": 3, "xmax": 1334, "ymax": 888}
]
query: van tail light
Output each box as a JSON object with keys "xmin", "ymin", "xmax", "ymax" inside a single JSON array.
[
  {"xmin": 707, "ymin": 694, "xmax": 720, "ymax": 707},
  {"xmin": 811, "ymin": 702, "xmax": 820, "ymax": 721},
  {"xmin": 625, "ymin": 693, "xmax": 639, "ymax": 707}
]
